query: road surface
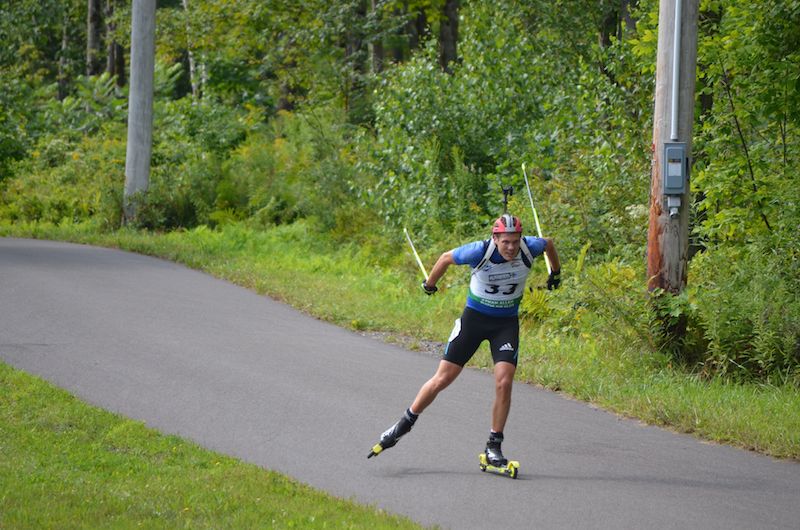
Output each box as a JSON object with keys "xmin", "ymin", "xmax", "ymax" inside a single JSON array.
[{"xmin": 1, "ymin": 237, "xmax": 798, "ymax": 529}]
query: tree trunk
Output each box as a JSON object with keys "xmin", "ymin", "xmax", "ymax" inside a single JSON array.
[
  {"xmin": 439, "ymin": 0, "xmax": 459, "ymax": 73},
  {"xmin": 87, "ymin": 0, "xmax": 104, "ymax": 75},
  {"xmin": 123, "ymin": 0, "xmax": 156, "ymax": 224},
  {"xmin": 370, "ymin": 0, "xmax": 384, "ymax": 74},
  {"xmin": 599, "ymin": 7, "xmax": 618, "ymax": 49},
  {"xmin": 344, "ymin": 1, "xmax": 368, "ymax": 123},
  {"xmin": 58, "ymin": 12, "xmax": 69, "ymax": 100},
  {"xmin": 182, "ymin": 0, "xmax": 201, "ymax": 99},
  {"xmin": 407, "ymin": 5, "xmax": 428, "ymax": 52},
  {"xmin": 391, "ymin": 3, "xmax": 428, "ymax": 62},
  {"xmin": 276, "ymin": 47, "xmax": 298, "ymax": 112},
  {"xmin": 105, "ymin": 0, "xmax": 126, "ymax": 86},
  {"xmin": 621, "ymin": 0, "xmax": 638, "ymax": 36},
  {"xmin": 599, "ymin": 6, "xmax": 619, "ymax": 83}
]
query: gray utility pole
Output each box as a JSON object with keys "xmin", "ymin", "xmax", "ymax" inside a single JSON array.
[
  {"xmin": 646, "ymin": 0, "xmax": 699, "ymax": 293},
  {"xmin": 123, "ymin": 0, "xmax": 156, "ymax": 224}
]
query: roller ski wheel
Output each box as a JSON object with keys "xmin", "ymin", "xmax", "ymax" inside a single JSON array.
[
  {"xmin": 478, "ymin": 453, "xmax": 520, "ymax": 479},
  {"xmin": 367, "ymin": 410, "xmax": 416, "ymax": 459},
  {"xmin": 368, "ymin": 442, "xmax": 385, "ymax": 458}
]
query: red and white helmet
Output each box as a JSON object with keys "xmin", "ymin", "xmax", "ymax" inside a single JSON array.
[{"xmin": 492, "ymin": 214, "xmax": 523, "ymax": 234}]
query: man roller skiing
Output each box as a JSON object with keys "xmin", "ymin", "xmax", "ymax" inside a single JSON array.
[{"xmin": 367, "ymin": 212, "xmax": 561, "ymax": 471}]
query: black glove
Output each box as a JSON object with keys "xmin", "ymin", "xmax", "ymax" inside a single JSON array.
[
  {"xmin": 421, "ymin": 282, "xmax": 438, "ymax": 295},
  {"xmin": 546, "ymin": 269, "xmax": 561, "ymax": 290}
]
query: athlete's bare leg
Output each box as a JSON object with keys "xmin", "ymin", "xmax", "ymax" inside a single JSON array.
[
  {"xmin": 491, "ymin": 361, "xmax": 516, "ymax": 433},
  {"xmin": 410, "ymin": 360, "xmax": 463, "ymax": 414}
]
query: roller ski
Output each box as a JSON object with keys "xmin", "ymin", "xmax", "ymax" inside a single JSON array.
[
  {"xmin": 367, "ymin": 409, "xmax": 417, "ymax": 458},
  {"xmin": 478, "ymin": 432, "xmax": 519, "ymax": 479}
]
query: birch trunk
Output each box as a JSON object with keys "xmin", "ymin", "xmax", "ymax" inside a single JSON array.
[{"xmin": 182, "ymin": 0, "xmax": 200, "ymax": 99}]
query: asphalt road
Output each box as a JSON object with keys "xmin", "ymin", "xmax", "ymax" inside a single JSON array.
[{"xmin": 1, "ymin": 237, "xmax": 799, "ymax": 529}]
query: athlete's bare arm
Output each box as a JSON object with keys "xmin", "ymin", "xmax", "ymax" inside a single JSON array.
[{"xmin": 424, "ymin": 250, "xmax": 455, "ymax": 288}]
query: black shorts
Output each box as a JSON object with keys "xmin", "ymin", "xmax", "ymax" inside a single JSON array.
[{"xmin": 443, "ymin": 307, "xmax": 520, "ymax": 367}]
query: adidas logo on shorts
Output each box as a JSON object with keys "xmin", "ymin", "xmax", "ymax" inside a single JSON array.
[{"xmin": 499, "ymin": 342, "xmax": 514, "ymax": 352}]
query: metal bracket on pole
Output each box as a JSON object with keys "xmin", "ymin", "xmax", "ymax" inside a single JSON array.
[{"xmin": 670, "ymin": 0, "xmax": 683, "ymax": 141}]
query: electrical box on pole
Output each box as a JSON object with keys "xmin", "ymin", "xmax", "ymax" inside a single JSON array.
[{"xmin": 663, "ymin": 142, "xmax": 688, "ymax": 219}]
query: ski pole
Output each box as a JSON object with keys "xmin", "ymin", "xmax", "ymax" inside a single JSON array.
[
  {"xmin": 404, "ymin": 227, "xmax": 429, "ymax": 281},
  {"xmin": 522, "ymin": 163, "xmax": 552, "ymax": 274}
]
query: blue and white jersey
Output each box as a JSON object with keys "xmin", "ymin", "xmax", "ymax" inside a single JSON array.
[{"xmin": 452, "ymin": 236, "xmax": 546, "ymax": 317}]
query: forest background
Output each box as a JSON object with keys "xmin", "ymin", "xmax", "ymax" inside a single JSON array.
[{"xmin": 1, "ymin": 0, "xmax": 798, "ymax": 456}]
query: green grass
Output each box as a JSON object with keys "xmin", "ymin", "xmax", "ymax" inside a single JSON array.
[
  {"xmin": 513, "ymin": 333, "xmax": 800, "ymax": 456},
  {"xmin": 0, "ymin": 362, "xmax": 422, "ymax": 529}
]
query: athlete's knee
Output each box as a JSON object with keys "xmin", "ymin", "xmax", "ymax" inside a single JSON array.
[
  {"xmin": 431, "ymin": 373, "xmax": 456, "ymax": 393},
  {"xmin": 430, "ymin": 364, "xmax": 461, "ymax": 393},
  {"xmin": 495, "ymin": 376, "xmax": 513, "ymax": 396},
  {"xmin": 494, "ymin": 365, "xmax": 515, "ymax": 395}
]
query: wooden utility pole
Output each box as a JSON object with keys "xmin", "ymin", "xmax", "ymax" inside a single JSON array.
[
  {"xmin": 646, "ymin": 0, "xmax": 699, "ymax": 294},
  {"xmin": 123, "ymin": 0, "xmax": 156, "ymax": 224}
]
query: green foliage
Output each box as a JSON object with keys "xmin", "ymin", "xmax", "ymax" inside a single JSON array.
[
  {"xmin": 0, "ymin": 123, "xmax": 125, "ymax": 230},
  {"xmin": 531, "ymin": 259, "xmax": 658, "ymax": 351},
  {"xmin": 124, "ymin": 98, "xmax": 251, "ymax": 230},
  {"xmin": 46, "ymin": 74, "xmax": 129, "ymax": 134},
  {"xmin": 370, "ymin": 1, "xmax": 655, "ymax": 260},
  {"xmin": 2, "ymin": 0, "xmax": 799, "ymax": 387},
  {"xmin": 0, "ymin": 0, "xmax": 86, "ymax": 90},
  {"xmin": 694, "ymin": 0, "xmax": 800, "ymax": 244},
  {"xmin": 690, "ymin": 241, "xmax": 800, "ymax": 384},
  {"xmin": 649, "ymin": 288, "xmax": 707, "ymax": 367},
  {"xmin": 0, "ymin": 72, "xmax": 39, "ymax": 181}
]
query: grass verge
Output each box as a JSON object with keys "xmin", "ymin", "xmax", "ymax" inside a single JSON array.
[
  {"xmin": 2, "ymin": 219, "xmax": 798, "ymax": 463},
  {"xmin": 0, "ymin": 362, "xmax": 422, "ymax": 529}
]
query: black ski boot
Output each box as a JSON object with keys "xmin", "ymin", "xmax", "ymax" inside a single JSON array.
[
  {"xmin": 484, "ymin": 431, "xmax": 508, "ymax": 467},
  {"xmin": 368, "ymin": 409, "xmax": 417, "ymax": 458}
]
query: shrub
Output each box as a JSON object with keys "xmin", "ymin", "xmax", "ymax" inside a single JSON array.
[
  {"xmin": 1, "ymin": 125, "xmax": 125, "ymax": 230},
  {"xmin": 690, "ymin": 240, "xmax": 800, "ymax": 383}
]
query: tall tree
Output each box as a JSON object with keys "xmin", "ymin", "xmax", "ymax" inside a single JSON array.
[
  {"xmin": 385, "ymin": 2, "xmax": 428, "ymax": 63},
  {"xmin": 406, "ymin": 4, "xmax": 428, "ymax": 53},
  {"xmin": 181, "ymin": 0, "xmax": 201, "ymax": 99},
  {"xmin": 599, "ymin": 2, "xmax": 619, "ymax": 50},
  {"xmin": 343, "ymin": 0, "xmax": 369, "ymax": 122},
  {"xmin": 598, "ymin": 0, "xmax": 640, "ymax": 83},
  {"xmin": 87, "ymin": 0, "xmax": 104, "ymax": 75},
  {"xmin": 438, "ymin": 0, "xmax": 458, "ymax": 73},
  {"xmin": 58, "ymin": 10, "xmax": 71, "ymax": 100},
  {"xmin": 123, "ymin": 0, "xmax": 156, "ymax": 224},
  {"xmin": 370, "ymin": 0, "xmax": 385, "ymax": 73},
  {"xmin": 105, "ymin": 0, "xmax": 126, "ymax": 86}
]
